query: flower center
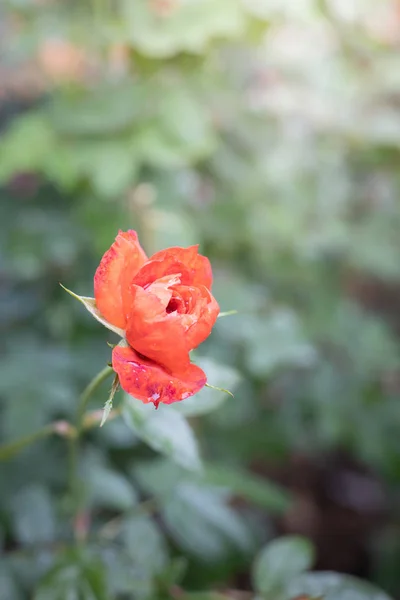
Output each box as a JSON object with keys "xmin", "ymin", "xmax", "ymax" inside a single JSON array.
[{"xmin": 166, "ymin": 297, "xmax": 182, "ymax": 313}]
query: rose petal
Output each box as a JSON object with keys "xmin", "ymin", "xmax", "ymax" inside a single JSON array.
[
  {"xmin": 94, "ymin": 230, "xmax": 147, "ymax": 329},
  {"xmin": 174, "ymin": 285, "xmax": 220, "ymax": 349},
  {"xmin": 124, "ymin": 257, "xmax": 192, "ymax": 318},
  {"xmin": 125, "ymin": 285, "xmax": 191, "ymax": 372},
  {"xmin": 146, "ymin": 273, "xmax": 181, "ymax": 308},
  {"xmin": 112, "ymin": 345, "xmax": 207, "ymax": 406},
  {"xmin": 148, "ymin": 246, "xmax": 213, "ymax": 289},
  {"xmin": 132, "ymin": 258, "xmax": 192, "ymax": 289}
]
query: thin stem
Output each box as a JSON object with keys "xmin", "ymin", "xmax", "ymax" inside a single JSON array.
[
  {"xmin": 69, "ymin": 365, "xmax": 114, "ymax": 536},
  {"xmin": 77, "ymin": 365, "xmax": 114, "ymax": 428},
  {"xmin": 0, "ymin": 425, "xmax": 54, "ymax": 461},
  {"xmin": 0, "ymin": 365, "xmax": 115, "ymax": 542},
  {"xmin": 68, "ymin": 434, "xmax": 79, "ymax": 525},
  {"xmin": 0, "ymin": 421, "xmax": 75, "ymax": 462}
]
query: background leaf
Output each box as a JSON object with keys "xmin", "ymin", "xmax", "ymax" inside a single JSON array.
[
  {"xmin": 123, "ymin": 395, "xmax": 202, "ymax": 471},
  {"xmin": 34, "ymin": 550, "xmax": 109, "ymax": 600},
  {"xmin": 175, "ymin": 358, "xmax": 241, "ymax": 417},
  {"xmin": 11, "ymin": 485, "xmax": 56, "ymax": 546},
  {"xmin": 2, "ymin": 0, "xmax": 400, "ymax": 598},
  {"xmin": 252, "ymin": 536, "xmax": 316, "ymax": 597},
  {"xmin": 204, "ymin": 463, "xmax": 292, "ymax": 513},
  {"xmin": 162, "ymin": 482, "xmax": 254, "ymax": 562},
  {"xmin": 282, "ymin": 572, "xmax": 393, "ymax": 600}
]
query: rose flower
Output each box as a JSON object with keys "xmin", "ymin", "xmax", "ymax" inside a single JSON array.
[{"xmin": 94, "ymin": 230, "xmax": 220, "ymax": 407}]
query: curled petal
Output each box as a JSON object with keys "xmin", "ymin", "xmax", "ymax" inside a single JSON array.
[
  {"xmin": 112, "ymin": 345, "xmax": 207, "ymax": 406},
  {"xmin": 176, "ymin": 285, "xmax": 220, "ymax": 349},
  {"xmin": 94, "ymin": 230, "xmax": 147, "ymax": 329},
  {"xmin": 125, "ymin": 285, "xmax": 191, "ymax": 372},
  {"xmin": 146, "ymin": 274, "xmax": 181, "ymax": 308},
  {"xmin": 123, "ymin": 257, "xmax": 191, "ymax": 318},
  {"xmin": 132, "ymin": 258, "xmax": 192, "ymax": 289},
  {"xmin": 148, "ymin": 246, "xmax": 213, "ymax": 290}
]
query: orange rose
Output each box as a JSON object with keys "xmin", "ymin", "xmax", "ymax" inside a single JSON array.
[{"xmin": 94, "ymin": 230, "xmax": 220, "ymax": 407}]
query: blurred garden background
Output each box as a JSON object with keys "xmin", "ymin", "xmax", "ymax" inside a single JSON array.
[{"xmin": 2, "ymin": 0, "xmax": 400, "ymax": 598}]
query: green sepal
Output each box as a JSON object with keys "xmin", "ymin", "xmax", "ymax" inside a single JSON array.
[
  {"xmin": 100, "ymin": 373, "xmax": 120, "ymax": 427},
  {"xmin": 205, "ymin": 383, "xmax": 234, "ymax": 398},
  {"xmin": 60, "ymin": 283, "xmax": 125, "ymax": 338},
  {"xmin": 218, "ymin": 310, "xmax": 238, "ymax": 318}
]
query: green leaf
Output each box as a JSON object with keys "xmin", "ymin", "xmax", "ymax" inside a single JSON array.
[
  {"xmin": 175, "ymin": 358, "xmax": 241, "ymax": 417},
  {"xmin": 0, "ymin": 113, "xmax": 55, "ymax": 182},
  {"xmin": 282, "ymin": 572, "xmax": 393, "ymax": 600},
  {"xmin": 123, "ymin": 396, "xmax": 202, "ymax": 471},
  {"xmin": 12, "ymin": 485, "xmax": 55, "ymax": 546},
  {"xmin": 151, "ymin": 208, "xmax": 199, "ymax": 249},
  {"xmin": 204, "ymin": 463, "xmax": 292, "ymax": 513},
  {"xmin": 123, "ymin": 513, "xmax": 169, "ymax": 574},
  {"xmin": 86, "ymin": 142, "xmax": 139, "ymax": 197},
  {"xmin": 132, "ymin": 458, "xmax": 183, "ymax": 497},
  {"xmin": 133, "ymin": 85, "xmax": 218, "ymax": 167},
  {"xmin": 173, "ymin": 385, "xmax": 228, "ymax": 417},
  {"xmin": 0, "ymin": 562, "xmax": 22, "ymax": 600},
  {"xmin": 162, "ymin": 482, "xmax": 254, "ymax": 562},
  {"xmin": 34, "ymin": 550, "xmax": 109, "ymax": 600},
  {"xmin": 252, "ymin": 536, "xmax": 315, "ymax": 596},
  {"xmin": 156, "ymin": 88, "xmax": 216, "ymax": 157},
  {"xmin": 157, "ymin": 557, "xmax": 188, "ymax": 590},
  {"xmin": 60, "ymin": 285, "xmax": 125, "ymax": 338},
  {"xmin": 85, "ymin": 465, "xmax": 138, "ymax": 511},
  {"xmin": 137, "ymin": 128, "xmax": 191, "ymax": 168},
  {"xmin": 242, "ymin": 311, "xmax": 317, "ymax": 377},
  {"xmin": 121, "ymin": 0, "xmax": 246, "ymax": 58},
  {"xmin": 111, "ymin": 513, "xmax": 169, "ymax": 599},
  {"xmin": 48, "ymin": 83, "xmax": 146, "ymax": 136},
  {"xmin": 97, "ymin": 417, "xmax": 138, "ymax": 449}
]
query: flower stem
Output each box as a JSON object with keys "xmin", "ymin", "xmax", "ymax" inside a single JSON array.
[
  {"xmin": 0, "ymin": 421, "xmax": 75, "ymax": 462},
  {"xmin": 0, "ymin": 425, "xmax": 54, "ymax": 461},
  {"xmin": 68, "ymin": 365, "xmax": 114, "ymax": 535},
  {"xmin": 0, "ymin": 365, "xmax": 115, "ymax": 543},
  {"xmin": 77, "ymin": 365, "xmax": 114, "ymax": 427}
]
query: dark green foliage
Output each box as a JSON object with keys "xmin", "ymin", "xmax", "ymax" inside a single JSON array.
[{"xmin": 1, "ymin": 1, "xmax": 400, "ymax": 598}]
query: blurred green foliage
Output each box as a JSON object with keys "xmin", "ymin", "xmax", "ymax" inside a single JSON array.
[{"xmin": 2, "ymin": 0, "xmax": 400, "ymax": 598}]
